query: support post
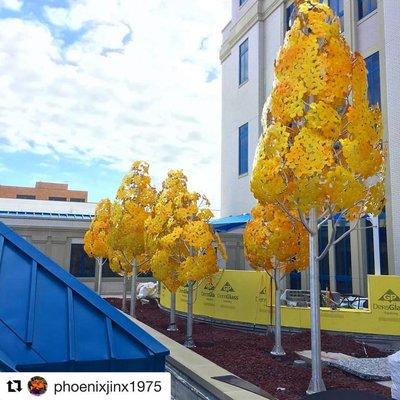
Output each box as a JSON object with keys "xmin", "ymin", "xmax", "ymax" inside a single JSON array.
[
  {"xmin": 372, "ymin": 215, "xmax": 381, "ymax": 275},
  {"xmin": 307, "ymin": 208, "xmax": 326, "ymax": 395},
  {"xmin": 130, "ymin": 262, "xmax": 137, "ymax": 318},
  {"xmin": 122, "ymin": 275, "xmax": 127, "ymax": 312},
  {"xmin": 167, "ymin": 292, "xmax": 178, "ymax": 331},
  {"xmin": 184, "ymin": 281, "xmax": 195, "ymax": 348},
  {"xmin": 271, "ymin": 267, "xmax": 285, "ymax": 356},
  {"xmin": 96, "ymin": 257, "xmax": 103, "ymax": 296}
]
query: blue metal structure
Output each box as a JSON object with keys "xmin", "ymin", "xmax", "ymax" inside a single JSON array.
[
  {"xmin": 0, "ymin": 221, "xmax": 169, "ymax": 372},
  {"xmin": 210, "ymin": 213, "xmax": 251, "ymax": 232},
  {"xmin": 0, "ymin": 210, "xmax": 94, "ymax": 220}
]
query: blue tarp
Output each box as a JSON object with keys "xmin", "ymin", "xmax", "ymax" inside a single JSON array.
[
  {"xmin": 0, "ymin": 221, "xmax": 169, "ymax": 372},
  {"xmin": 210, "ymin": 213, "xmax": 251, "ymax": 232}
]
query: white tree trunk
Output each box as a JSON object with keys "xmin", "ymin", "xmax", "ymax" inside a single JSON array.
[
  {"xmin": 130, "ymin": 262, "xmax": 137, "ymax": 318},
  {"xmin": 307, "ymin": 208, "xmax": 326, "ymax": 394},
  {"xmin": 167, "ymin": 292, "xmax": 178, "ymax": 331},
  {"xmin": 122, "ymin": 275, "xmax": 127, "ymax": 312},
  {"xmin": 271, "ymin": 267, "xmax": 285, "ymax": 356},
  {"xmin": 184, "ymin": 281, "xmax": 195, "ymax": 348},
  {"xmin": 95, "ymin": 257, "xmax": 103, "ymax": 295}
]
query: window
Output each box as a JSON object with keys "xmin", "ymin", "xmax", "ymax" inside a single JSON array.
[
  {"xmin": 286, "ymin": 0, "xmax": 324, "ymax": 31},
  {"xmin": 329, "ymin": 0, "xmax": 344, "ymax": 31},
  {"xmin": 335, "ymin": 224, "xmax": 352, "ymax": 294},
  {"xmin": 365, "ymin": 52, "xmax": 381, "ymax": 106},
  {"xmin": 238, "ymin": 123, "xmax": 248, "ymax": 175},
  {"xmin": 358, "ymin": 0, "xmax": 377, "ymax": 20},
  {"xmin": 239, "ymin": 0, "xmax": 247, "ymax": 6},
  {"xmin": 70, "ymin": 198, "xmax": 85, "ymax": 202},
  {"xmin": 16, "ymin": 194, "xmax": 36, "ymax": 200},
  {"xmin": 69, "ymin": 244, "xmax": 118, "ymax": 278},
  {"xmin": 290, "ymin": 270, "xmax": 301, "ymax": 290},
  {"xmin": 319, "ymin": 225, "xmax": 330, "ymax": 290},
  {"xmin": 49, "ymin": 196, "xmax": 67, "ymax": 201},
  {"xmin": 239, "ymin": 39, "xmax": 248, "ymax": 85},
  {"xmin": 286, "ymin": 3, "xmax": 295, "ymax": 31}
]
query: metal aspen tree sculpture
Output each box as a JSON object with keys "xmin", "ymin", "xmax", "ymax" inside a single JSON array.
[
  {"xmin": 108, "ymin": 161, "xmax": 157, "ymax": 318},
  {"xmin": 244, "ymin": 204, "xmax": 308, "ymax": 356},
  {"xmin": 146, "ymin": 170, "xmax": 226, "ymax": 347},
  {"xmin": 251, "ymin": 0, "xmax": 385, "ymax": 394},
  {"xmin": 84, "ymin": 198, "xmax": 113, "ymax": 295}
]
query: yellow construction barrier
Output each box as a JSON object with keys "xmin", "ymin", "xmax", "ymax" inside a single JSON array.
[{"xmin": 160, "ymin": 271, "xmax": 400, "ymax": 336}]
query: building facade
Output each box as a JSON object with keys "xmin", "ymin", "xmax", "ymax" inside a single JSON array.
[
  {"xmin": 220, "ymin": 0, "xmax": 400, "ymax": 294},
  {"xmin": 0, "ymin": 181, "xmax": 88, "ymax": 202},
  {"xmin": 0, "ymin": 198, "xmax": 130, "ymax": 294}
]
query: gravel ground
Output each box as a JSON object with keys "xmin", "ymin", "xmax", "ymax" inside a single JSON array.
[{"xmin": 107, "ymin": 298, "xmax": 392, "ymax": 400}]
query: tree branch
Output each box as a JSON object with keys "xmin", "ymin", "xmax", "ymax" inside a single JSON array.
[
  {"xmin": 333, "ymin": 219, "xmax": 361, "ymax": 245},
  {"xmin": 276, "ymin": 200, "xmax": 302, "ymax": 224},
  {"xmin": 317, "ymin": 208, "xmax": 337, "ymax": 261},
  {"xmin": 317, "ymin": 209, "xmax": 331, "ymax": 229},
  {"xmin": 298, "ymin": 210, "xmax": 314, "ymax": 235}
]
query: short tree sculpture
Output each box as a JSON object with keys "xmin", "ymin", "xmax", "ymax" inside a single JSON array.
[
  {"xmin": 108, "ymin": 161, "xmax": 157, "ymax": 318},
  {"xmin": 146, "ymin": 170, "xmax": 226, "ymax": 346},
  {"xmin": 244, "ymin": 204, "xmax": 308, "ymax": 356},
  {"xmin": 84, "ymin": 198, "xmax": 113, "ymax": 295},
  {"xmin": 251, "ymin": 0, "xmax": 385, "ymax": 393}
]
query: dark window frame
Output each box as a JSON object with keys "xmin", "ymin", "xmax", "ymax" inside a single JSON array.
[
  {"xmin": 238, "ymin": 123, "xmax": 249, "ymax": 176},
  {"xmin": 48, "ymin": 196, "xmax": 67, "ymax": 201},
  {"xmin": 16, "ymin": 194, "xmax": 36, "ymax": 200},
  {"xmin": 358, "ymin": 0, "xmax": 377, "ymax": 20},
  {"xmin": 239, "ymin": 39, "xmax": 249, "ymax": 85},
  {"xmin": 365, "ymin": 52, "xmax": 381, "ymax": 106},
  {"xmin": 328, "ymin": 0, "xmax": 344, "ymax": 30},
  {"xmin": 69, "ymin": 243, "xmax": 118, "ymax": 278},
  {"xmin": 70, "ymin": 198, "xmax": 85, "ymax": 202},
  {"xmin": 286, "ymin": 2, "xmax": 295, "ymax": 31}
]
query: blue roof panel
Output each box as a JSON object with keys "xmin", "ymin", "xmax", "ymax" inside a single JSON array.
[
  {"xmin": 210, "ymin": 213, "xmax": 251, "ymax": 232},
  {"xmin": 0, "ymin": 210, "xmax": 94, "ymax": 220},
  {"xmin": 0, "ymin": 221, "xmax": 169, "ymax": 372}
]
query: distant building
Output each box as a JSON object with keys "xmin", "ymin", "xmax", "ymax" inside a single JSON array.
[
  {"xmin": 220, "ymin": 0, "xmax": 400, "ymax": 295},
  {"xmin": 0, "ymin": 197, "xmax": 129, "ymax": 294},
  {"xmin": 0, "ymin": 181, "xmax": 88, "ymax": 202}
]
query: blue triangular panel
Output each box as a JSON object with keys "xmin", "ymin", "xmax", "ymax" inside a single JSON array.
[{"xmin": 0, "ymin": 222, "xmax": 169, "ymax": 372}]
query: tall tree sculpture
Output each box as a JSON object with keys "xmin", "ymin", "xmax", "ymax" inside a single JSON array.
[
  {"xmin": 146, "ymin": 170, "xmax": 226, "ymax": 346},
  {"xmin": 251, "ymin": 0, "xmax": 385, "ymax": 393},
  {"xmin": 108, "ymin": 161, "xmax": 157, "ymax": 318},
  {"xmin": 244, "ymin": 204, "xmax": 308, "ymax": 356},
  {"xmin": 84, "ymin": 198, "xmax": 113, "ymax": 295}
]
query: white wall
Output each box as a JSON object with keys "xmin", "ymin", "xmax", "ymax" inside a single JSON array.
[
  {"xmin": 221, "ymin": 2, "xmax": 285, "ymax": 217},
  {"xmin": 221, "ymin": 21, "xmax": 261, "ymax": 216},
  {"xmin": 381, "ymin": 0, "xmax": 400, "ymax": 275},
  {"xmin": 0, "ymin": 198, "xmax": 96, "ymax": 215}
]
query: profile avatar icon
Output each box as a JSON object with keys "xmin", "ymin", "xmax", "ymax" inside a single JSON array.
[{"xmin": 28, "ymin": 376, "xmax": 47, "ymax": 396}]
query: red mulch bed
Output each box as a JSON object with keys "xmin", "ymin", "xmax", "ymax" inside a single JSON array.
[{"xmin": 107, "ymin": 298, "xmax": 391, "ymax": 400}]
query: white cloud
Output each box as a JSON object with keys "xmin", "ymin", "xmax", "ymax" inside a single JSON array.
[
  {"xmin": 0, "ymin": 0, "xmax": 23, "ymax": 11},
  {"xmin": 0, "ymin": 0, "xmax": 231, "ymax": 208}
]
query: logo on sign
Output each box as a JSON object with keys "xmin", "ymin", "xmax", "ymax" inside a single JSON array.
[
  {"xmin": 220, "ymin": 282, "xmax": 235, "ymax": 293},
  {"xmin": 204, "ymin": 282, "xmax": 215, "ymax": 291},
  {"xmin": 379, "ymin": 289, "xmax": 400, "ymax": 303},
  {"xmin": 217, "ymin": 282, "xmax": 238, "ymax": 300},
  {"xmin": 373, "ymin": 289, "xmax": 400, "ymax": 312}
]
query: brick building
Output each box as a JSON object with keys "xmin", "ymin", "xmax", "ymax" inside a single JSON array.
[{"xmin": 0, "ymin": 182, "xmax": 88, "ymax": 202}]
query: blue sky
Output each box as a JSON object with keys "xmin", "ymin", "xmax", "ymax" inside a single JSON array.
[{"xmin": 0, "ymin": 0, "xmax": 230, "ymax": 207}]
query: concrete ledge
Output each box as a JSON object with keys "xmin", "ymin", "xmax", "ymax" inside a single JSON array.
[{"xmin": 128, "ymin": 316, "xmax": 275, "ymax": 400}]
